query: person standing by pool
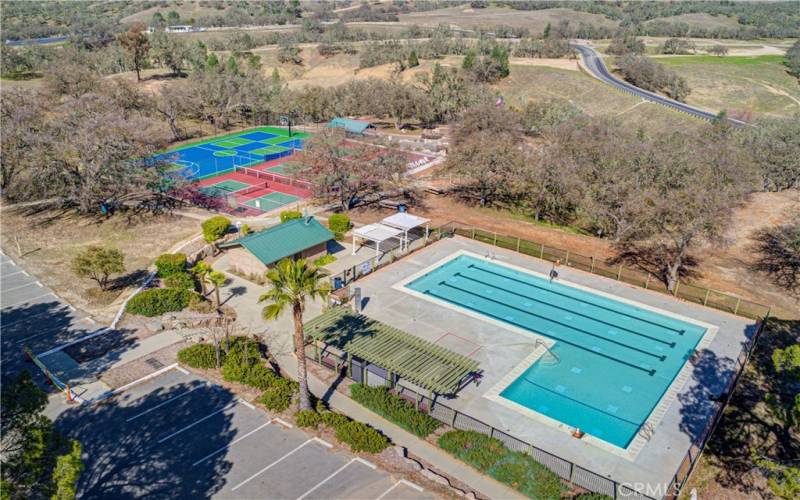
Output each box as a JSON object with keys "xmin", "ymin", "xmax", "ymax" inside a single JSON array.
[{"xmin": 550, "ymin": 259, "xmax": 560, "ymax": 282}]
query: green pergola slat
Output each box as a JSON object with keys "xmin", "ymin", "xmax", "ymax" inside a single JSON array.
[{"xmin": 305, "ymin": 307, "xmax": 479, "ymax": 394}]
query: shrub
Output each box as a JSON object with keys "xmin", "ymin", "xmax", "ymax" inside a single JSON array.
[
  {"xmin": 202, "ymin": 215, "xmax": 231, "ymax": 243},
  {"xmin": 240, "ymin": 224, "xmax": 251, "ymax": 235},
  {"xmin": 295, "ymin": 409, "xmax": 322, "ymax": 429},
  {"xmin": 178, "ymin": 343, "xmax": 220, "ymax": 369},
  {"xmin": 321, "ymin": 411, "xmax": 350, "ymax": 429},
  {"xmin": 487, "ymin": 451, "xmax": 565, "ymax": 499},
  {"xmin": 328, "ymin": 213, "xmax": 350, "ymax": 239},
  {"xmin": 438, "ymin": 430, "xmax": 565, "ymax": 497},
  {"xmin": 164, "ymin": 271, "xmax": 195, "ymax": 290},
  {"xmin": 71, "ymin": 246, "xmax": 125, "ymax": 291},
  {"xmin": 126, "ymin": 288, "xmax": 193, "ymax": 317},
  {"xmin": 259, "ymin": 379, "xmax": 297, "ymax": 412},
  {"xmin": 313, "ymin": 254, "xmax": 336, "ymax": 267},
  {"xmin": 220, "ymin": 337, "xmax": 262, "ymax": 383},
  {"xmin": 335, "ymin": 421, "xmax": 389, "ymax": 453},
  {"xmin": 350, "ymin": 384, "xmax": 441, "ymax": 438},
  {"xmin": 280, "ymin": 210, "xmax": 302, "ymax": 222},
  {"xmin": 438, "ymin": 430, "xmax": 507, "ymax": 471},
  {"xmin": 155, "ymin": 253, "xmax": 187, "ymax": 277},
  {"xmin": 242, "ymin": 363, "xmax": 280, "ymax": 391}
]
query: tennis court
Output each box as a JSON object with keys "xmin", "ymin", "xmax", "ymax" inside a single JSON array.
[
  {"xmin": 243, "ymin": 191, "xmax": 299, "ymax": 212},
  {"xmin": 158, "ymin": 127, "xmax": 310, "ymax": 180}
]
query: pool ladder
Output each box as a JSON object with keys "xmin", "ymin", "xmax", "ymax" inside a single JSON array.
[{"xmin": 535, "ymin": 339, "xmax": 560, "ymax": 365}]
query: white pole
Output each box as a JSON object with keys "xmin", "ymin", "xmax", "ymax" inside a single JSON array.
[
  {"xmin": 352, "ymin": 234, "xmax": 356, "ymax": 255},
  {"xmin": 425, "ymin": 223, "xmax": 429, "ymax": 242},
  {"xmin": 376, "ymin": 240, "xmax": 380, "ymax": 257}
]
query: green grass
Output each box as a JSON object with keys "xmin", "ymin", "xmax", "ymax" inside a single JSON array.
[{"xmin": 656, "ymin": 54, "xmax": 786, "ymax": 66}]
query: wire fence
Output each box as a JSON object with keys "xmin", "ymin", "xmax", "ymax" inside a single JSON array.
[{"xmin": 318, "ymin": 219, "xmax": 772, "ymax": 499}]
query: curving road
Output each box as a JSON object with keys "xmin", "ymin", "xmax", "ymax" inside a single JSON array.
[{"xmin": 571, "ymin": 43, "xmax": 747, "ymax": 127}]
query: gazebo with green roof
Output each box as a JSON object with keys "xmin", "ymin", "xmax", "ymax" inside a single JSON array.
[{"xmin": 304, "ymin": 306, "xmax": 480, "ymax": 399}]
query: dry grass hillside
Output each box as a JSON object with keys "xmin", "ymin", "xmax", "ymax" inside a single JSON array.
[{"xmin": 398, "ymin": 5, "xmax": 618, "ymax": 32}]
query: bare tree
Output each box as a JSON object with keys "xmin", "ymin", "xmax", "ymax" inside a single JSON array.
[
  {"xmin": 153, "ymin": 84, "xmax": 193, "ymax": 141},
  {"xmin": 290, "ymin": 129, "xmax": 407, "ymax": 211}
]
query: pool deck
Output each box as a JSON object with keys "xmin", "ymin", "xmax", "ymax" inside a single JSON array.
[{"xmin": 354, "ymin": 236, "xmax": 757, "ymax": 495}]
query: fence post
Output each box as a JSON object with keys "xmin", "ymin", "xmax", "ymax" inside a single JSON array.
[
  {"xmin": 493, "ymin": 232, "xmax": 497, "ymax": 246},
  {"xmin": 516, "ymin": 237, "xmax": 520, "ymax": 252},
  {"xmin": 645, "ymin": 273, "xmax": 650, "ymax": 289},
  {"xmin": 540, "ymin": 245, "xmax": 544, "ymax": 259},
  {"xmin": 451, "ymin": 409, "xmax": 458, "ymax": 428},
  {"xmin": 471, "ymin": 227, "xmax": 475, "ymax": 239},
  {"xmin": 590, "ymin": 256, "xmax": 595, "ymax": 273},
  {"xmin": 617, "ymin": 265, "xmax": 623, "ymax": 281},
  {"xmin": 674, "ymin": 281, "xmax": 680, "ymax": 297},
  {"xmin": 703, "ymin": 288, "xmax": 711, "ymax": 306},
  {"xmin": 565, "ymin": 250, "xmax": 570, "ymax": 265},
  {"xmin": 734, "ymin": 297, "xmax": 741, "ymax": 315}
]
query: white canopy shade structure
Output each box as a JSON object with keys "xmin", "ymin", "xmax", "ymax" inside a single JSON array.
[
  {"xmin": 352, "ymin": 223, "xmax": 404, "ymax": 256},
  {"xmin": 381, "ymin": 213, "xmax": 431, "ymax": 250}
]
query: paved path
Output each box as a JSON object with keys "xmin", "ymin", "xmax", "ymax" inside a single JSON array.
[{"xmin": 572, "ymin": 42, "xmax": 748, "ymax": 127}]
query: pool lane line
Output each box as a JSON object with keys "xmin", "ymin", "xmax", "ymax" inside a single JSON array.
[
  {"xmin": 426, "ymin": 287, "xmax": 657, "ymax": 375},
  {"xmin": 519, "ymin": 376, "xmax": 644, "ymax": 428},
  {"xmin": 468, "ymin": 263, "xmax": 687, "ymax": 335},
  {"xmin": 455, "ymin": 272, "xmax": 676, "ymax": 347},
  {"xmin": 437, "ymin": 281, "xmax": 666, "ymax": 362}
]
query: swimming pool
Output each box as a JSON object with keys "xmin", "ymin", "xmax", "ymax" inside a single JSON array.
[{"xmin": 405, "ymin": 253, "xmax": 709, "ymax": 448}]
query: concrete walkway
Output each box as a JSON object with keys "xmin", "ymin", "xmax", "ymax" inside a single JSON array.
[{"xmin": 216, "ymin": 271, "xmax": 525, "ymax": 500}]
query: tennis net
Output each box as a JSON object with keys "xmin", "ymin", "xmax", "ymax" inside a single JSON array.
[{"xmin": 234, "ymin": 166, "xmax": 312, "ymax": 191}]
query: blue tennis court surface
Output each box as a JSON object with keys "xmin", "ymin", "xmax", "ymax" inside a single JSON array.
[
  {"xmin": 406, "ymin": 254, "xmax": 707, "ymax": 448},
  {"xmin": 157, "ymin": 127, "xmax": 305, "ymax": 180}
]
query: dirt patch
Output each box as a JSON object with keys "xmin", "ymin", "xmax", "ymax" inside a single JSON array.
[
  {"xmin": 0, "ymin": 208, "xmax": 199, "ymax": 321},
  {"xmin": 509, "ymin": 57, "xmax": 579, "ymax": 71}
]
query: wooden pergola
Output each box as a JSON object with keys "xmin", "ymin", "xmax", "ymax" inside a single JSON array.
[{"xmin": 304, "ymin": 307, "xmax": 480, "ymax": 396}]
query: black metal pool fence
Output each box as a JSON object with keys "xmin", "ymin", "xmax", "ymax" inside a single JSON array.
[{"xmin": 321, "ymin": 220, "xmax": 771, "ymax": 499}]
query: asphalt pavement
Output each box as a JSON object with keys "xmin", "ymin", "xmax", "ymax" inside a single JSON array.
[
  {"xmin": 571, "ymin": 42, "xmax": 747, "ymax": 127},
  {"xmin": 55, "ymin": 367, "xmax": 434, "ymax": 500}
]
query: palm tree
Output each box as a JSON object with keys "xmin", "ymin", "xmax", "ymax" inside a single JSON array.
[
  {"xmin": 207, "ymin": 271, "xmax": 227, "ymax": 309},
  {"xmin": 191, "ymin": 261, "xmax": 212, "ymax": 295},
  {"xmin": 258, "ymin": 258, "xmax": 331, "ymax": 410}
]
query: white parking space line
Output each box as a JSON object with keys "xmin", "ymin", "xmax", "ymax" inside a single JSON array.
[
  {"xmin": 2, "ymin": 281, "xmax": 42, "ymax": 293},
  {"xmin": 238, "ymin": 398, "xmax": 255, "ymax": 410},
  {"xmin": 176, "ymin": 366, "xmax": 189, "ymax": 375},
  {"xmin": 2, "ymin": 292, "xmax": 54, "ymax": 309},
  {"xmin": 1, "ymin": 269, "xmax": 29, "ymax": 278},
  {"xmin": 296, "ymin": 458, "xmax": 362, "ymax": 500},
  {"xmin": 375, "ymin": 479, "xmax": 424, "ymax": 500},
  {"xmin": 192, "ymin": 421, "xmax": 272, "ymax": 466},
  {"xmin": 157, "ymin": 401, "xmax": 238, "ymax": 443},
  {"xmin": 231, "ymin": 438, "xmax": 330, "ymax": 492},
  {"xmin": 14, "ymin": 321, "xmax": 89, "ymax": 344},
  {"xmin": 126, "ymin": 384, "xmax": 206, "ymax": 422},
  {"xmin": 273, "ymin": 417, "xmax": 293, "ymax": 429}
]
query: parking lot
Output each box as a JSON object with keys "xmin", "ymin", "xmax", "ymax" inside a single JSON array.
[
  {"xmin": 1, "ymin": 252, "xmax": 101, "ymax": 382},
  {"xmin": 56, "ymin": 367, "xmax": 435, "ymax": 499}
]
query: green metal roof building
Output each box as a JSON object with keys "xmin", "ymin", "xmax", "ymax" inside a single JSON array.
[
  {"xmin": 219, "ymin": 217, "xmax": 334, "ymax": 271},
  {"xmin": 327, "ymin": 117, "xmax": 371, "ymax": 135}
]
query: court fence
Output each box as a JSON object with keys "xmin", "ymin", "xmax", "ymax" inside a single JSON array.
[{"xmin": 320, "ymin": 219, "xmax": 771, "ymax": 499}]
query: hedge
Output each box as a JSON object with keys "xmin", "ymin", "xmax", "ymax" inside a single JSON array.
[
  {"xmin": 350, "ymin": 384, "xmax": 441, "ymax": 438},
  {"xmin": 220, "ymin": 337, "xmax": 298, "ymax": 412},
  {"xmin": 328, "ymin": 213, "xmax": 350, "ymax": 240},
  {"xmin": 295, "ymin": 409, "xmax": 322, "ymax": 429},
  {"xmin": 164, "ymin": 271, "xmax": 195, "ymax": 290},
  {"xmin": 313, "ymin": 254, "xmax": 336, "ymax": 267},
  {"xmin": 202, "ymin": 216, "xmax": 231, "ymax": 243},
  {"xmin": 126, "ymin": 288, "xmax": 194, "ymax": 317},
  {"xmin": 280, "ymin": 210, "xmax": 302, "ymax": 223},
  {"xmin": 438, "ymin": 430, "xmax": 565, "ymax": 499},
  {"xmin": 334, "ymin": 420, "xmax": 390, "ymax": 453},
  {"xmin": 155, "ymin": 253, "xmax": 187, "ymax": 278},
  {"xmin": 177, "ymin": 344, "xmax": 220, "ymax": 369}
]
